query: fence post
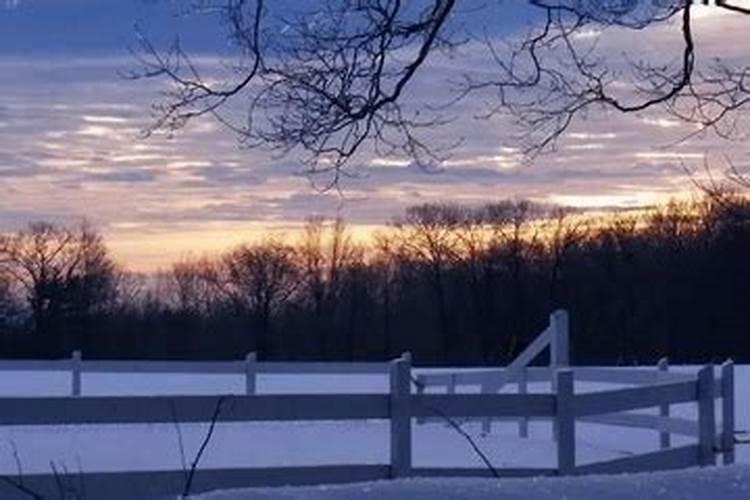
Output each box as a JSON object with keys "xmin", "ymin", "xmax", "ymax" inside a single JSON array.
[
  {"xmin": 389, "ymin": 352, "xmax": 412, "ymax": 478},
  {"xmin": 479, "ymin": 379, "xmax": 493, "ymax": 434},
  {"xmin": 550, "ymin": 310, "xmax": 569, "ymax": 442},
  {"xmin": 550, "ymin": 309, "xmax": 570, "ymax": 369},
  {"xmin": 721, "ymin": 360, "xmax": 735, "ymax": 465},
  {"xmin": 519, "ymin": 366, "xmax": 529, "ymax": 438},
  {"xmin": 401, "ymin": 351, "xmax": 412, "ymax": 366},
  {"xmin": 415, "ymin": 374, "xmax": 426, "ymax": 424},
  {"xmin": 697, "ymin": 365, "xmax": 716, "ymax": 467},
  {"xmin": 657, "ymin": 357, "xmax": 671, "ymax": 449},
  {"xmin": 245, "ymin": 352, "xmax": 257, "ymax": 396},
  {"xmin": 555, "ymin": 369, "xmax": 575, "ymax": 475},
  {"xmin": 448, "ymin": 373, "xmax": 456, "ymax": 395},
  {"xmin": 71, "ymin": 350, "xmax": 82, "ymax": 397}
]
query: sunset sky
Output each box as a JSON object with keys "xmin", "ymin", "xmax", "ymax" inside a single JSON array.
[{"xmin": 0, "ymin": 1, "xmax": 748, "ymax": 271}]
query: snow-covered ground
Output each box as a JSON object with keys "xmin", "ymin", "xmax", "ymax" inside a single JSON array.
[
  {"xmin": 197, "ymin": 465, "xmax": 750, "ymax": 500},
  {"xmin": 0, "ymin": 365, "xmax": 746, "ymax": 497}
]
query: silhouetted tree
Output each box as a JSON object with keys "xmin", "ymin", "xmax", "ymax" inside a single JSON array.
[
  {"xmin": 298, "ymin": 217, "xmax": 359, "ymax": 358},
  {"xmin": 0, "ymin": 222, "xmax": 118, "ymax": 354},
  {"xmin": 394, "ymin": 203, "xmax": 461, "ymax": 359},
  {"xmin": 2, "ymin": 194, "xmax": 750, "ymax": 363},
  {"xmin": 222, "ymin": 239, "xmax": 299, "ymax": 358}
]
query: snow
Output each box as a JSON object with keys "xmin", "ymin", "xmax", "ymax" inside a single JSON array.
[
  {"xmin": 0, "ymin": 365, "xmax": 746, "ymax": 497},
  {"xmin": 196, "ymin": 465, "xmax": 750, "ymax": 500}
]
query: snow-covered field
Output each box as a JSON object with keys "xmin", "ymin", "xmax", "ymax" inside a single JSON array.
[
  {"xmin": 0, "ymin": 365, "xmax": 746, "ymax": 497},
  {"xmin": 198, "ymin": 465, "xmax": 750, "ymax": 500}
]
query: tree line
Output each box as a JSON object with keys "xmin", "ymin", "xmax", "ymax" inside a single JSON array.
[{"xmin": 1, "ymin": 193, "xmax": 749, "ymax": 365}]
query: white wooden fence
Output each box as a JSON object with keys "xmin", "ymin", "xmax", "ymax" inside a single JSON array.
[
  {"xmin": 0, "ymin": 310, "xmax": 736, "ymax": 499},
  {"xmin": 0, "ymin": 352, "xmax": 390, "ymax": 397},
  {"xmin": 416, "ymin": 309, "xmax": 569, "ymax": 432}
]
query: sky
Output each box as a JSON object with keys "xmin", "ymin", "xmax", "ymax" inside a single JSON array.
[{"xmin": 0, "ymin": 0, "xmax": 748, "ymax": 271}]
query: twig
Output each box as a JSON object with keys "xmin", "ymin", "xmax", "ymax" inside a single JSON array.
[
  {"xmin": 75, "ymin": 458, "xmax": 86, "ymax": 500},
  {"xmin": 0, "ymin": 441, "xmax": 45, "ymax": 499},
  {"xmin": 10, "ymin": 440, "xmax": 24, "ymax": 484},
  {"xmin": 410, "ymin": 376, "xmax": 499, "ymax": 478},
  {"xmin": 58, "ymin": 463, "xmax": 75, "ymax": 500},
  {"xmin": 49, "ymin": 461, "xmax": 64, "ymax": 500},
  {"xmin": 0, "ymin": 475, "xmax": 45, "ymax": 500},
  {"xmin": 182, "ymin": 395, "xmax": 231, "ymax": 498},
  {"xmin": 169, "ymin": 400, "xmax": 189, "ymax": 482},
  {"xmin": 425, "ymin": 405, "xmax": 500, "ymax": 478}
]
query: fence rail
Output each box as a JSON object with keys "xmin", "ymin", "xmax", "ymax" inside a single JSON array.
[{"xmin": 0, "ymin": 309, "xmax": 736, "ymax": 499}]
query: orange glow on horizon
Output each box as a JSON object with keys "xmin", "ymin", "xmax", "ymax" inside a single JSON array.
[
  {"xmin": 104, "ymin": 189, "xmax": 704, "ymax": 273},
  {"xmin": 105, "ymin": 221, "xmax": 390, "ymax": 272}
]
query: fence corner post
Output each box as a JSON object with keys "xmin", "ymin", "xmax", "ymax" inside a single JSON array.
[
  {"xmin": 721, "ymin": 360, "xmax": 735, "ymax": 465},
  {"xmin": 550, "ymin": 309, "xmax": 570, "ymax": 369},
  {"xmin": 657, "ymin": 357, "xmax": 671, "ymax": 449},
  {"xmin": 389, "ymin": 352, "xmax": 412, "ymax": 478},
  {"xmin": 697, "ymin": 364, "xmax": 716, "ymax": 467},
  {"xmin": 71, "ymin": 350, "xmax": 82, "ymax": 397},
  {"xmin": 555, "ymin": 369, "xmax": 575, "ymax": 475},
  {"xmin": 245, "ymin": 352, "xmax": 257, "ymax": 396}
]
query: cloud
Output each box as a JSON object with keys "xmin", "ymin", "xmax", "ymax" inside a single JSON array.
[
  {"xmin": 0, "ymin": 1, "xmax": 748, "ymax": 271},
  {"xmin": 87, "ymin": 169, "xmax": 160, "ymax": 184},
  {"xmin": 0, "ymin": 164, "xmax": 49, "ymax": 178}
]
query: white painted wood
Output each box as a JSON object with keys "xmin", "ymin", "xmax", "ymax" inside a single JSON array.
[
  {"xmin": 721, "ymin": 360, "xmax": 735, "ymax": 465},
  {"xmin": 575, "ymin": 444, "xmax": 700, "ymax": 475},
  {"xmin": 71, "ymin": 350, "xmax": 82, "ymax": 397},
  {"xmin": 476, "ymin": 327, "xmax": 553, "ymax": 396},
  {"xmin": 573, "ymin": 367, "xmax": 694, "ymax": 384},
  {"xmin": 258, "ymin": 361, "xmax": 390, "ymax": 374},
  {"xmin": 581, "ymin": 413, "xmax": 698, "ymax": 437},
  {"xmin": 387, "ymin": 411, "xmax": 702, "ymax": 439},
  {"xmin": 389, "ymin": 354, "xmax": 412, "ymax": 478},
  {"xmin": 417, "ymin": 366, "xmax": 693, "ymax": 391},
  {"xmin": 697, "ymin": 365, "xmax": 716, "ymax": 466},
  {"xmin": 550, "ymin": 311, "xmax": 568, "ymax": 443},
  {"xmin": 556, "ymin": 369, "xmax": 576, "ymax": 475},
  {"xmin": 447, "ymin": 373, "xmax": 456, "ymax": 394},
  {"xmin": 412, "ymin": 394, "xmax": 556, "ymax": 419},
  {"xmin": 416, "ymin": 372, "xmax": 451, "ymax": 385},
  {"xmin": 0, "ymin": 335, "xmax": 726, "ymax": 492},
  {"xmin": 245, "ymin": 352, "xmax": 257, "ymax": 395},
  {"xmin": 550, "ymin": 310, "xmax": 570, "ymax": 368},
  {"xmin": 658, "ymin": 357, "xmax": 671, "ymax": 449},
  {"xmin": 415, "ymin": 374, "xmax": 427, "ymax": 424},
  {"xmin": 417, "ymin": 370, "xmax": 503, "ymax": 386},
  {"xmin": 83, "ymin": 360, "xmax": 244, "ymax": 374},
  {"xmin": 467, "ymin": 326, "xmax": 554, "ymax": 431},
  {"xmin": 480, "ymin": 380, "xmax": 492, "ymax": 434},
  {"xmin": 519, "ymin": 367, "xmax": 529, "ymax": 438},
  {"xmin": 575, "ymin": 380, "xmax": 698, "ymax": 417},
  {"xmin": 0, "ymin": 359, "xmax": 71, "ymax": 371},
  {"xmin": 0, "ymin": 394, "xmax": 391, "ymax": 425},
  {"xmin": 72, "ymin": 360, "xmax": 389, "ymax": 375},
  {"xmin": 506, "ymin": 327, "xmax": 552, "ymax": 373}
]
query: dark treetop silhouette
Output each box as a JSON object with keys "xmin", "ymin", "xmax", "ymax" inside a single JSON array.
[{"xmin": 1, "ymin": 195, "xmax": 749, "ymax": 364}]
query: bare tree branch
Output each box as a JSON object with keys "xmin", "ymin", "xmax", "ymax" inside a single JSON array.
[
  {"xmin": 132, "ymin": 1, "xmax": 750, "ymax": 182},
  {"xmin": 182, "ymin": 395, "xmax": 231, "ymax": 498}
]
